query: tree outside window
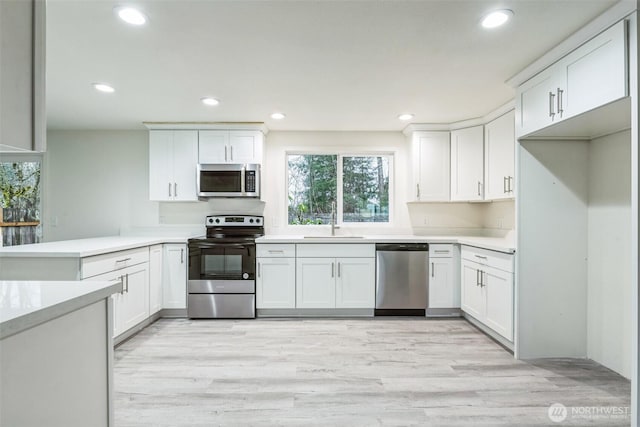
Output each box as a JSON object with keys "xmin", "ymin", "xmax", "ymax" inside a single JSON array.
[
  {"xmin": 0, "ymin": 159, "xmax": 42, "ymax": 246},
  {"xmin": 288, "ymin": 153, "xmax": 390, "ymax": 225}
]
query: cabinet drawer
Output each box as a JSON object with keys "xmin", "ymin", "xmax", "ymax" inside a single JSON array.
[
  {"xmin": 256, "ymin": 244, "xmax": 296, "ymax": 258},
  {"xmin": 296, "ymin": 244, "xmax": 375, "ymax": 258},
  {"xmin": 429, "ymin": 244, "xmax": 454, "ymax": 258},
  {"xmin": 461, "ymin": 245, "xmax": 513, "ymax": 273},
  {"xmin": 82, "ymin": 247, "xmax": 150, "ymax": 279}
]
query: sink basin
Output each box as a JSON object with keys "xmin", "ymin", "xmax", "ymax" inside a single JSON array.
[{"xmin": 303, "ymin": 235, "xmax": 364, "ymax": 239}]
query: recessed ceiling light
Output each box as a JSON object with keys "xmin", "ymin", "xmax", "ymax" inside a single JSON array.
[
  {"xmin": 93, "ymin": 83, "xmax": 115, "ymax": 93},
  {"xmin": 271, "ymin": 112, "xmax": 286, "ymax": 120},
  {"xmin": 481, "ymin": 10, "xmax": 513, "ymax": 29},
  {"xmin": 201, "ymin": 97, "xmax": 220, "ymax": 106},
  {"xmin": 115, "ymin": 6, "xmax": 147, "ymax": 26},
  {"xmin": 398, "ymin": 113, "xmax": 414, "ymax": 121}
]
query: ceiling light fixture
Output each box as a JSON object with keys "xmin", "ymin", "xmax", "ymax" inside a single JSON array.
[
  {"xmin": 481, "ymin": 9, "xmax": 513, "ymax": 29},
  {"xmin": 271, "ymin": 112, "xmax": 286, "ymax": 120},
  {"xmin": 115, "ymin": 6, "xmax": 147, "ymax": 26},
  {"xmin": 201, "ymin": 97, "xmax": 220, "ymax": 106},
  {"xmin": 398, "ymin": 113, "xmax": 414, "ymax": 121},
  {"xmin": 93, "ymin": 83, "xmax": 115, "ymax": 93}
]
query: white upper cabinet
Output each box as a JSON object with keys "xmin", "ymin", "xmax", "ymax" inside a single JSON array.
[
  {"xmin": 450, "ymin": 126, "xmax": 484, "ymax": 201},
  {"xmin": 149, "ymin": 130, "xmax": 198, "ymax": 201},
  {"xmin": 411, "ymin": 131, "xmax": 450, "ymax": 202},
  {"xmin": 199, "ymin": 130, "xmax": 263, "ymax": 164},
  {"xmin": 516, "ymin": 20, "xmax": 627, "ymax": 138},
  {"xmin": 484, "ymin": 110, "xmax": 515, "ymax": 200}
]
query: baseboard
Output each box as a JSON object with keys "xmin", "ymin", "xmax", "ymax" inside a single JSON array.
[
  {"xmin": 462, "ymin": 312, "xmax": 514, "ymax": 352},
  {"xmin": 257, "ymin": 308, "xmax": 374, "ymax": 317}
]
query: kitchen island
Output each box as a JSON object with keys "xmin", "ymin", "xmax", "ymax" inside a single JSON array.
[{"xmin": 0, "ymin": 280, "xmax": 122, "ymax": 427}]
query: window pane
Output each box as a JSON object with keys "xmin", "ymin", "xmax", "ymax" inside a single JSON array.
[
  {"xmin": 343, "ymin": 156, "xmax": 389, "ymax": 223},
  {"xmin": 0, "ymin": 161, "xmax": 42, "ymax": 246},
  {"xmin": 288, "ymin": 154, "xmax": 337, "ymax": 225}
]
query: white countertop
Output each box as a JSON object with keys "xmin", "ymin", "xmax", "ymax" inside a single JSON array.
[
  {"xmin": 0, "ymin": 235, "xmax": 199, "ymax": 258},
  {"xmin": 0, "ymin": 280, "xmax": 123, "ymax": 339},
  {"xmin": 256, "ymin": 234, "xmax": 515, "ymax": 253}
]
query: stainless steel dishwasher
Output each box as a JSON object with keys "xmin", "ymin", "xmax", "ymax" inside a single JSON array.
[{"xmin": 375, "ymin": 243, "xmax": 429, "ymax": 316}]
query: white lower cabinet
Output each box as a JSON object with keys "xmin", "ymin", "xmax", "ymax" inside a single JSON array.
[
  {"xmin": 296, "ymin": 257, "xmax": 335, "ymax": 308},
  {"xmin": 149, "ymin": 244, "xmax": 163, "ymax": 315},
  {"xmin": 162, "ymin": 244, "xmax": 187, "ymax": 309},
  {"xmin": 460, "ymin": 246, "xmax": 514, "ymax": 341},
  {"xmin": 257, "ymin": 257, "xmax": 296, "ymax": 308},
  {"xmin": 335, "ymin": 258, "xmax": 375, "ymax": 308},
  {"xmin": 118, "ymin": 264, "xmax": 150, "ymax": 334},
  {"xmin": 428, "ymin": 244, "xmax": 460, "ymax": 309}
]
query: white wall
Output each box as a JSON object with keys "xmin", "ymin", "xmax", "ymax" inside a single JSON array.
[
  {"xmin": 44, "ymin": 130, "xmax": 159, "ymax": 241},
  {"xmin": 587, "ymin": 129, "xmax": 632, "ymax": 378}
]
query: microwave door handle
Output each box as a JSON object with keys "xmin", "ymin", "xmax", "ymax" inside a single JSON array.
[{"xmin": 241, "ymin": 166, "xmax": 246, "ymax": 194}]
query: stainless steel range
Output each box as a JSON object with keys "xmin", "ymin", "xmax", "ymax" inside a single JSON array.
[{"xmin": 187, "ymin": 215, "xmax": 264, "ymax": 318}]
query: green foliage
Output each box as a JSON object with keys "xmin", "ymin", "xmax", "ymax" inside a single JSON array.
[{"xmin": 0, "ymin": 162, "xmax": 41, "ymax": 214}]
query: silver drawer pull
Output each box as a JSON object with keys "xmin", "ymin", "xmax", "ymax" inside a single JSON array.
[
  {"xmin": 434, "ymin": 250, "xmax": 449, "ymax": 254},
  {"xmin": 115, "ymin": 257, "xmax": 132, "ymax": 263},
  {"xmin": 268, "ymin": 250, "xmax": 285, "ymax": 254},
  {"xmin": 474, "ymin": 255, "xmax": 487, "ymax": 260}
]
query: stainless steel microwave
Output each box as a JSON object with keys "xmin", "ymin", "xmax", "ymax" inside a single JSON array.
[{"xmin": 197, "ymin": 164, "xmax": 260, "ymax": 198}]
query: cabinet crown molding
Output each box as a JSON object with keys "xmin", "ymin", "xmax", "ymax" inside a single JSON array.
[{"xmin": 143, "ymin": 122, "xmax": 269, "ymax": 134}]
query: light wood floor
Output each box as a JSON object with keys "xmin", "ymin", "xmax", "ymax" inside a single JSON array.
[{"xmin": 114, "ymin": 318, "xmax": 630, "ymax": 426}]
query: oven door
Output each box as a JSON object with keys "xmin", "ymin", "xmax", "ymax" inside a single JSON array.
[{"xmin": 188, "ymin": 241, "xmax": 255, "ymax": 283}]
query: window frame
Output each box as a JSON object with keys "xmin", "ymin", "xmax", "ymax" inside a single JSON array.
[{"xmin": 285, "ymin": 149, "xmax": 394, "ymax": 228}]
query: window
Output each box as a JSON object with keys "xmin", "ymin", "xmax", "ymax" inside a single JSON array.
[
  {"xmin": 0, "ymin": 155, "xmax": 42, "ymax": 246},
  {"xmin": 288, "ymin": 153, "xmax": 391, "ymax": 225}
]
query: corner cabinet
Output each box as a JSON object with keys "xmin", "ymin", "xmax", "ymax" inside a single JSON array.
[
  {"xmin": 295, "ymin": 244, "xmax": 376, "ymax": 309},
  {"xmin": 410, "ymin": 131, "xmax": 450, "ymax": 201},
  {"xmin": 198, "ymin": 130, "xmax": 263, "ymax": 164},
  {"xmin": 516, "ymin": 20, "xmax": 627, "ymax": 138},
  {"xmin": 484, "ymin": 110, "xmax": 515, "ymax": 200},
  {"xmin": 460, "ymin": 245, "xmax": 514, "ymax": 341},
  {"xmin": 450, "ymin": 126, "xmax": 484, "ymax": 201},
  {"xmin": 149, "ymin": 130, "xmax": 198, "ymax": 201},
  {"xmin": 256, "ymin": 244, "xmax": 296, "ymax": 309}
]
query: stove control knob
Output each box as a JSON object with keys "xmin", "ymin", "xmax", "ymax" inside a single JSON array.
[
  {"xmin": 249, "ymin": 218, "xmax": 254, "ymax": 223},
  {"xmin": 207, "ymin": 218, "xmax": 213, "ymax": 224},
  {"xmin": 215, "ymin": 218, "xmax": 221, "ymax": 224},
  {"xmin": 256, "ymin": 218, "xmax": 261, "ymax": 223},
  {"xmin": 242, "ymin": 273, "xmax": 249, "ymax": 279}
]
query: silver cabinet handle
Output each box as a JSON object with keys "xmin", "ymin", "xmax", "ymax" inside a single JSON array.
[
  {"xmin": 168, "ymin": 182, "xmax": 172, "ymax": 197},
  {"xmin": 126, "ymin": 273, "xmax": 130, "ymax": 293},
  {"xmin": 503, "ymin": 176, "xmax": 508, "ymax": 193},
  {"xmin": 557, "ymin": 88, "xmax": 564, "ymax": 118},
  {"xmin": 431, "ymin": 262, "xmax": 434, "ymax": 277},
  {"xmin": 477, "ymin": 181, "xmax": 482, "ymax": 196},
  {"xmin": 476, "ymin": 269, "xmax": 480, "ymax": 286},
  {"xmin": 416, "ymin": 183, "xmax": 420, "ymax": 199},
  {"xmin": 268, "ymin": 250, "xmax": 285, "ymax": 254},
  {"xmin": 174, "ymin": 183, "xmax": 177, "ymax": 197},
  {"xmin": 331, "ymin": 262, "xmax": 335, "ymax": 278},
  {"xmin": 480, "ymin": 271, "xmax": 485, "ymax": 288},
  {"xmin": 116, "ymin": 257, "xmax": 131, "ymax": 264},
  {"xmin": 224, "ymin": 145, "xmax": 228, "ymax": 162},
  {"xmin": 508, "ymin": 176, "xmax": 513, "ymax": 193},
  {"xmin": 257, "ymin": 262, "xmax": 261, "ymax": 278},
  {"xmin": 119, "ymin": 275, "xmax": 125, "ymax": 294},
  {"xmin": 180, "ymin": 248, "xmax": 184, "ymax": 264},
  {"xmin": 230, "ymin": 145, "xmax": 233, "ymax": 160},
  {"xmin": 549, "ymin": 91, "xmax": 556, "ymax": 118},
  {"xmin": 433, "ymin": 250, "xmax": 448, "ymax": 254},
  {"xmin": 337, "ymin": 262, "xmax": 341, "ymax": 278},
  {"xmin": 474, "ymin": 255, "xmax": 488, "ymax": 260}
]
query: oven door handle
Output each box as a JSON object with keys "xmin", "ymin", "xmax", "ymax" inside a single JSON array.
[{"xmin": 189, "ymin": 242, "xmax": 253, "ymax": 249}]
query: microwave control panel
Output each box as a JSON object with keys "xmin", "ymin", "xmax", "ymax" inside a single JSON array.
[{"xmin": 245, "ymin": 170, "xmax": 257, "ymax": 192}]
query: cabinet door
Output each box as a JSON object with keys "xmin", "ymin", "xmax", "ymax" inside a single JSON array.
[
  {"xmin": 163, "ymin": 244, "xmax": 187, "ymax": 309},
  {"xmin": 296, "ymin": 258, "xmax": 335, "ymax": 308},
  {"xmin": 171, "ymin": 131, "xmax": 198, "ymax": 201},
  {"xmin": 516, "ymin": 66, "xmax": 563, "ymax": 138},
  {"xmin": 484, "ymin": 111, "xmax": 515, "ymax": 200},
  {"xmin": 148, "ymin": 130, "xmax": 174, "ymax": 201},
  {"xmin": 199, "ymin": 130, "xmax": 229, "ymax": 163},
  {"xmin": 460, "ymin": 260, "xmax": 484, "ymax": 319},
  {"xmin": 119, "ymin": 264, "xmax": 150, "ymax": 333},
  {"xmin": 229, "ymin": 131, "xmax": 263, "ymax": 164},
  {"xmin": 484, "ymin": 267, "xmax": 514, "ymax": 341},
  {"xmin": 149, "ymin": 245, "xmax": 163, "ymax": 315},
  {"xmin": 562, "ymin": 20, "xmax": 626, "ymax": 119},
  {"xmin": 256, "ymin": 257, "xmax": 296, "ymax": 308},
  {"xmin": 429, "ymin": 257, "xmax": 458, "ymax": 308},
  {"xmin": 335, "ymin": 258, "xmax": 375, "ymax": 308},
  {"xmin": 450, "ymin": 126, "xmax": 484, "ymax": 201},
  {"xmin": 83, "ymin": 270, "xmax": 124, "ymax": 337},
  {"xmin": 413, "ymin": 132, "xmax": 450, "ymax": 201}
]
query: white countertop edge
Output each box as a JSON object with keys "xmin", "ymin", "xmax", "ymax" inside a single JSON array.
[
  {"xmin": 255, "ymin": 235, "xmax": 515, "ymax": 253},
  {"xmin": 0, "ymin": 281, "xmax": 123, "ymax": 340}
]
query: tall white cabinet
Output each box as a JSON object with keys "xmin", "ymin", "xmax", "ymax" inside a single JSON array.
[
  {"xmin": 484, "ymin": 110, "xmax": 515, "ymax": 200},
  {"xmin": 149, "ymin": 130, "xmax": 198, "ymax": 201}
]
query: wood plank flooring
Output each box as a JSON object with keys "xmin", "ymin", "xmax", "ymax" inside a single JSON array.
[{"xmin": 114, "ymin": 318, "xmax": 630, "ymax": 426}]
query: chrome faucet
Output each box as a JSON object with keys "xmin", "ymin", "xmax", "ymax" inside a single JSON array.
[{"xmin": 330, "ymin": 201, "xmax": 339, "ymax": 236}]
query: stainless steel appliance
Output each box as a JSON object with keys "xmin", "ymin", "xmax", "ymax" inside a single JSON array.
[
  {"xmin": 187, "ymin": 215, "xmax": 264, "ymax": 318},
  {"xmin": 197, "ymin": 163, "xmax": 260, "ymax": 198},
  {"xmin": 375, "ymin": 243, "xmax": 429, "ymax": 316}
]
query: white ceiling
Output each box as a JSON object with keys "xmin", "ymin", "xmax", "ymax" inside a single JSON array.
[{"xmin": 46, "ymin": 0, "xmax": 618, "ymax": 132}]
